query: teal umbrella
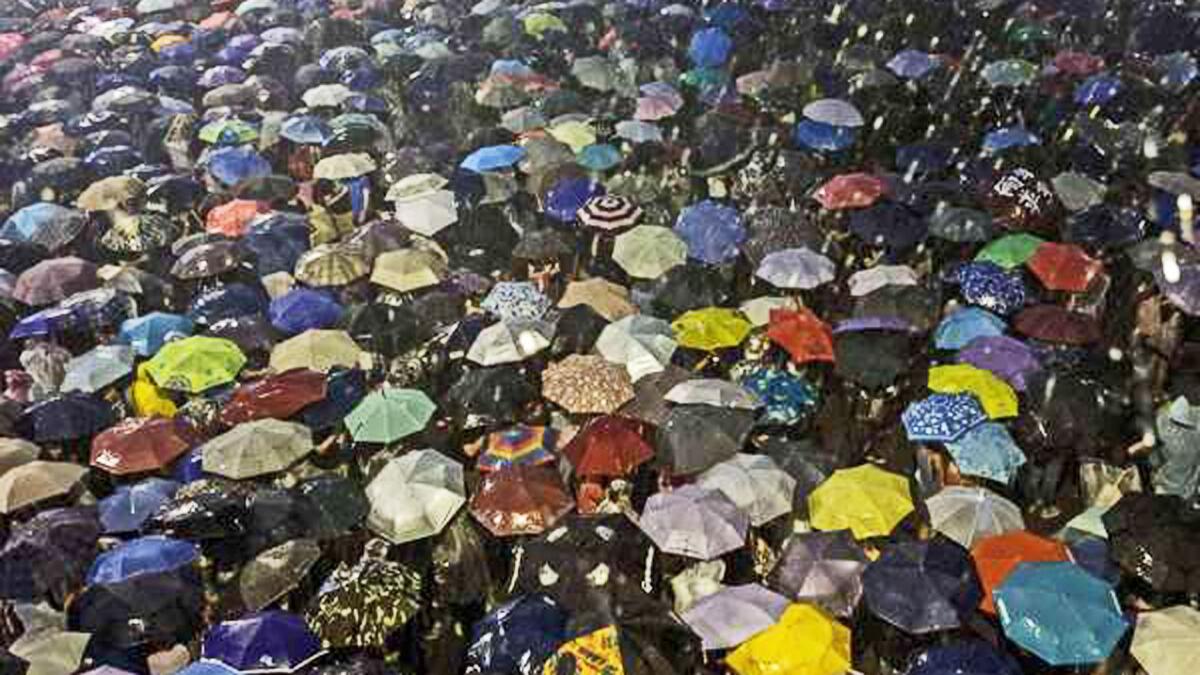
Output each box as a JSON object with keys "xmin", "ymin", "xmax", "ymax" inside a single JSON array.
[{"xmin": 345, "ymin": 387, "xmax": 437, "ymax": 444}]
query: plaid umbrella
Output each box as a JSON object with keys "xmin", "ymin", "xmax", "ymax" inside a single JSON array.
[
  {"xmin": 294, "ymin": 244, "xmax": 370, "ymax": 286},
  {"xmin": 542, "ymin": 355, "xmax": 634, "ymax": 414},
  {"xmin": 306, "ymin": 555, "xmax": 422, "ymax": 649}
]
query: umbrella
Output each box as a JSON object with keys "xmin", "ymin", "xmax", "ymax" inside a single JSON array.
[
  {"xmin": 206, "ymin": 200, "xmax": 268, "ymax": 238},
  {"xmin": 1027, "ymin": 242, "xmax": 1104, "ymax": 292},
  {"xmin": 369, "ymin": 249, "xmax": 447, "ymax": 293},
  {"xmin": 902, "ymin": 394, "xmax": 988, "ymax": 443},
  {"xmin": 461, "ymin": 145, "xmax": 524, "ymax": 173},
  {"xmin": 118, "ymin": 312, "xmax": 194, "ymax": 357},
  {"xmin": 975, "ymin": 233, "xmax": 1045, "ymax": 269},
  {"xmin": 953, "ymin": 262, "xmax": 1027, "ymax": 316},
  {"xmin": 957, "ymin": 335, "xmax": 1040, "ymax": 392},
  {"xmin": 813, "ymin": 173, "xmax": 885, "ymax": 210},
  {"xmin": 681, "ymin": 584, "xmax": 790, "ymax": 651},
  {"xmin": 981, "ymin": 58, "xmax": 1038, "ymax": 87},
  {"xmin": 657, "ymin": 405, "xmax": 755, "ymax": 475},
  {"xmin": 269, "ymin": 329, "xmax": 363, "ymax": 373},
  {"xmin": 926, "ymin": 486, "xmax": 1024, "ymax": 549},
  {"xmin": 972, "ymin": 531, "xmax": 1071, "ymax": 615},
  {"xmin": 1131, "ymin": 605, "xmax": 1200, "ymax": 675},
  {"xmin": 145, "ymin": 336, "xmax": 246, "ymax": 393},
  {"xmin": 0, "ymin": 507, "xmax": 99, "ymax": 604},
  {"xmin": 808, "ymin": 465, "xmax": 914, "ymax": 539},
  {"xmin": 14, "ymin": 257, "xmax": 97, "ymax": 306},
  {"xmin": 848, "ymin": 266, "xmax": 919, "ymax": 297},
  {"xmin": 862, "ymin": 537, "xmax": 983, "ymax": 634},
  {"xmin": 482, "ymin": 282, "xmax": 551, "ymax": 322},
  {"xmin": 1052, "ymin": 172, "xmax": 1107, "ymax": 212},
  {"xmin": 203, "ymin": 611, "xmax": 323, "ymax": 672},
  {"xmin": 98, "ymin": 478, "xmax": 180, "ymax": 534},
  {"xmin": 0, "ymin": 203, "xmax": 85, "ymax": 251},
  {"xmin": 206, "ymin": 146, "xmax": 272, "ymax": 187},
  {"xmin": 69, "ymin": 569, "xmax": 203, "ymax": 648},
  {"xmin": 313, "ymin": 153, "xmax": 376, "ymax": 180},
  {"xmin": 636, "ymin": 81, "xmax": 684, "ymax": 121},
  {"xmin": 19, "ymin": 395, "xmax": 116, "ymax": 444},
  {"xmin": 993, "ymin": 562, "xmax": 1128, "ymax": 666},
  {"xmin": 466, "ymin": 320, "xmax": 553, "ymax": 366},
  {"xmin": 392, "ymin": 189, "xmax": 458, "ymax": 237},
  {"xmin": 88, "ymin": 535, "xmax": 199, "ymax": 585},
  {"xmin": 294, "ymin": 245, "xmax": 369, "ymax": 286},
  {"xmin": 927, "ymin": 364, "xmax": 1018, "ymax": 419},
  {"xmin": 1013, "ymin": 305, "xmax": 1102, "ymax": 345},
  {"xmin": 803, "ymin": 98, "xmax": 865, "ymax": 128},
  {"xmin": 933, "ymin": 308, "xmax": 1006, "ymax": 351},
  {"xmin": 1101, "ymin": 493, "xmax": 1200, "ymax": 595},
  {"xmin": 766, "ymin": 308, "xmax": 835, "ymax": 364},
  {"xmin": 239, "ymin": 538, "xmax": 321, "ymax": 612},
  {"xmin": 665, "ymin": 379, "xmax": 759, "ymax": 410},
  {"xmin": 202, "ymin": 419, "xmax": 312, "ymax": 480},
  {"xmin": 612, "ymin": 226, "xmax": 688, "ymax": 279},
  {"xmin": 725, "ymin": 604, "xmax": 851, "ymax": 675},
  {"xmin": 542, "ymin": 355, "xmax": 634, "ymax": 414},
  {"xmin": 578, "ymin": 195, "xmax": 642, "ymax": 230},
  {"xmin": 268, "ymin": 289, "xmax": 343, "ymax": 336},
  {"xmin": 365, "ymin": 449, "xmax": 466, "ymax": 544},
  {"xmin": 60, "ymin": 345, "xmax": 134, "ymax": 393},
  {"xmin": 697, "ymin": 453, "xmax": 795, "ymax": 526},
  {"xmin": 306, "ymin": 554, "xmax": 422, "ymax": 649},
  {"xmin": 639, "ymin": 484, "xmax": 749, "ymax": 560},
  {"xmin": 906, "ymin": 640, "xmax": 1021, "ymax": 675},
  {"xmin": 794, "ymin": 120, "xmax": 856, "ymax": 152},
  {"xmin": 943, "ymin": 422, "xmax": 1027, "ymax": 485},
  {"xmin": 219, "ymin": 369, "xmax": 327, "ymax": 426},
  {"xmin": 9, "ymin": 626, "xmax": 89, "ymax": 675},
  {"xmin": 888, "ymin": 49, "xmax": 940, "ymax": 79},
  {"xmin": 469, "ymin": 465, "xmax": 573, "ymax": 537},
  {"xmin": 279, "ymin": 115, "xmax": 332, "ymax": 145},
  {"xmin": 673, "ymin": 200, "xmax": 745, "ymax": 265},
  {"xmin": 671, "ymin": 307, "xmax": 752, "ymax": 351},
  {"xmin": 480, "ymin": 426, "xmax": 557, "ymax": 472},
  {"xmin": 466, "ymin": 594, "xmax": 567, "ymax": 675},
  {"xmin": 188, "ymin": 284, "xmax": 268, "ymax": 327},
  {"xmin": 755, "ymin": 248, "xmax": 836, "ymax": 290},
  {"xmin": 90, "ymin": 417, "xmax": 198, "ymax": 476},
  {"xmin": 767, "ymin": 529, "xmax": 868, "ymax": 618},
  {"xmin": 558, "ymin": 279, "xmax": 636, "ymax": 322},
  {"xmin": 345, "ymin": 387, "xmax": 435, "ymax": 444},
  {"xmin": 563, "ymin": 415, "xmax": 653, "ymax": 477},
  {"xmin": 294, "ymin": 473, "xmax": 369, "ymax": 540}
]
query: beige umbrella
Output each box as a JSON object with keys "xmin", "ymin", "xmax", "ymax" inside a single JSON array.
[
  {"xmin": 366, "ymin": 449, "xmax": 466, "ymax": 544},
  {"xmin": 294, "ymin": 244, "xmax": 370, "ymax": 286},
  {"xmin": 11, "ymin": 627, "xmax": 90, "ymax": 675},
  {"xmin": 239, "ymin": 538, "xmax": 322, "ymax": 611},
  {"xmin": 314, "ymin": 153, "xmax": 377, "ymax": 180},
  {"xmin": 1131, "ymin": 605, "xmax": 1200, "ymax": 675},
  {"xmin": 542, "ymin": 355, "xmax": 634, "ymax": 414},
  {"xmin": 202, "ymin": 418, "xmax": 313, "ymax": 479},
  {"xmin": 466, "ymin": 320, "xmax": 553, "ymax": 366},
  {"xmin": 557, "ymin": 278, "xmax": 636, "ymax": 321},
  {"xmin": 76, "ymin": 176, "xmax": 145, "ymax": 212},
  {"xmin": 270, "ymin": 329, "xmax": 364, "ymax": 373},
  {"xmin": 613, "ymin": 225, "xmax": 687, "ymax": 279},
  {"xmin": 384, "ymin": 173, "xmax": 448, "ymax": 202},
  {"xmin": 0, "ymin": 438, "xmax": 39, "ymax": 476},
  {"xmin": 370, "ymin": 248, "xmax": 447, "ymax": 293},
  {"xmin": 302, "ymin": 83, "xmax": 354, "ymax": 108},
  {"xmin": 0, "ymin": 461, "xmax": 86, "ymax": 513}
]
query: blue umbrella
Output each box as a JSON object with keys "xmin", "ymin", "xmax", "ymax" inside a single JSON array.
[
  {"xmin": 268, "ymin": 288, "xmax": 344, "ymax": 335},
  {"xmin": 933, "ymin": 307, "xmax": 1007, "ymax": 350},
  {"xmin": 1067, "ymin": 536, "xmax": 1121, "ymax": 584},
  {"xmin": 198, "ymin": 65, "xmax": 247, "ymax": 88},
  {"xmin": 240, "ymin": 214, "xmax": 310, "ymax": 276},
  {"xmin": 993, "ymin": 562, "xmax": 1128, "ymax": 666},
  {"xmin": 205, "ymin": 146, "xmax": 272, "ymax": 187},
  {"xmin": 1074, "ymin": 74, "xmax": 1122, "ymax": 106},
  {"xmin": 793, "ymin": 120, "xmax": 856, "ymax": 152},
  {"xmin": 202, "ymin": 611, "xmax": 323, "ymax": 673},
  {"xmin": 460, "ymin": 144, "xmax": 525, "ymax": 173},
  {"xmin": 907, "ymin": 640, "xmax": 1021, "ymax": 675},
  {"xmin": 902, "ymin": 393, "xmax": 987, "ymax": 442},
  {"xmin": 187, "ymin": 283, "xmax": 268, "ymax": 326},
  {"xmin": 465, "ymin": 594, "xmax": 567, "ymax": 675},
  {"xmin": 118, "ymin": 312, "xmax": 194, "ymax": 357},
  {"xmin": 0, "ymin": 202, "xmax": 85, "ymax": 251},
  {"xmin": 954, "ymin": 261, "xmax": 1027, "ymax": 316},
  {"xmin": 687, "ymin": 27, "xmax": 733, "ymax": 68},
  {"xmin": 9, "ymin": 305, "xmax": 83, "ymax": 339},
  {"xmin": 1159, "ymin": 52, "xmax": 1197, "ymax": 91},
  {"xmin": 300, "ymin": 367, "xmax": 367, "ymax": 430},
  {"xmin": 576, "ymin": 143, "xmax": 622, "ymax": 171},
  {"xmin": 887, "ymin": 49, "xmax": 940, "ymax": 79},
  {"xmin": 172, "ymin": 447, "xmax": 204, "ymax": 484},
  {"xmin": 983, "ymin": 126, "xmax": 1041, "ymax": 153},
  {"xmin": 896, "ymin": 143, "xmax": 955, "ymax": 174},
  {"xmin": 543, "ymin": 177, "xmax": 604, "ymax": 223},
  {"xmin": 174, "ymin": 661, "xmax": 240, "ymax": 675},
  {"xmin": 99, "ymin": 478, "xmax": 181, "ymax": 534},
  {"xmin": 944, "ymin": 422, "xmax": 1027, "ymax": 485},
  {"xmin": 20, "ymin": 393, "xmax": 117, "ymax": 442},
  {"xmin": 88, "ymin": 535, "xmax": 199, "ymax": 585},
  {"xmin": 674, "ymin": 199, "xmax": 745, "ymax": 265},
  {"xmin": 862, "ymin": 537, "xmax": 982, "ymax": 634},
  {"xmin": 481, "ymin": 281, "xmax": 551, "ymax": 321},
  {"xmin": 740, "ymin": 367, "xmax": 818, "ymax": 425},
  {"xmin": 278, "ymin": 115, "xmax": 332, "ymax": 145}
]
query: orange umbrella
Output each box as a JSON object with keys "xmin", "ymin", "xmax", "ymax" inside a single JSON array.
[
  {"xmin": 1026, "ymin": 242, "xmax": 1104, "ymax": 292},
  {"xmin": 206, "ymin": 199, "xmax": 268, "ymax": 237},
  {"xmin": 971, "ymin": 530, "xmax": 1071, "ymax": 614},
  {"xmin": 562, "ymin": 415, "xmax": 653, "ymax": 477},
  {"xmin": 766, "ymin": 308, "xmax": 835, "ymax": 364}
]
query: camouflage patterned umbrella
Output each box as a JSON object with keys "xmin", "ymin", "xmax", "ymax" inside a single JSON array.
[{"xmin": 306, "ymin": 549, "xmax": 422, "ymax": 649}]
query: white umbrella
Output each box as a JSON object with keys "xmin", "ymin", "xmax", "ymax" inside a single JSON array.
[
  {"xmin": 926, "ymin": 486, "xmax": 1024, "ymax": 549},
  {"xmin": 384, "ymin": 173, "xmax": 448, "ymax": 202},
  {"xmin": 738, "ymin": 296, "xmax": 800, "ymax": 327},
  {"xmin": 366, "ymin": 449, "xmax": 466, "ymax": 544},
  {"xmin": 848, "ymin": 265, "xmax": 919, "ymax": 297},
  {"xmin": 681, "ymin": 584, "xmax": 791, "ymax": 651},
  {"xmin": 595, "ymin": 315, "xmax": 677, "ymax": 382},
  {"xmin": 393, "ymin": 189, "xmax": 458, "ymax": 237},
  {"xmin": 1131, "ymin": 605, "xmax": 1200, "ymax": 675},
  {"xmin": 639, "ymin": 484, "xmax": 749, "ymax": 560},
  {"xmin": 467, "ymin": 320, "xmax": 553, "ymax": 366},
  {"xmin": 665, "ymin": 379, "xmax": 760, "ymax": 410},
  {"xmin": 314, "ymin": 153, "xmax": 377, "ymax": 180},
  {"xmin": 802, "ymin": 98, "xmax": 865, "ymax": 127},
  {"xmin": 302, "ymin": 83, "xmax": 354, "ymax": 108},
  {"xmin": 697, "ymin": 453, "xmax": 796, "ymax": 527},
  {"xmin": 201, "ymin": 419, "xmax": 313, "ymax": 480},
  {"xmin": 60, "ymin": 345, "xmax": 135, "ymax": 393},
  {"xmin": 755, "ymin": 247, "xmax": 837, "ymax": 289}
]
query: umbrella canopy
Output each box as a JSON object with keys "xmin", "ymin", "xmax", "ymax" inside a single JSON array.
[
  {"xmin": 755, "ymin": 248, "xmax": 837, "ymax": 290},
  {"xmin": 613, "ymin": 225, "xmax": 688, "ymax": 279},
  {"xmin": 1, "ymin": 203, "xmax": 85, "ymax": 251},
  {"xmin": 14, "ymin": 257, "xmax": 97, "ymax": 306},
  {"xmin": 480, "ymin": 426, "xmax": 557, "ymax": 472},
  {"xmin": 656, "ymin": 405, "xmax": 755, "ymax": 476},
  {"xmin": 313, "ymin": 153, "xmax": 376, "ymax": 180},
  {"xmin": 803, "ymin": 98, "xmax": 865, "ymax": 127},
  {"xmin": 972, "ymin": 531, "xmax": 1071, "ymax": 615},
  {"xmin": 60, "ymin": 345, "xmax": 134, "ymax": 393},
  {"xmin": 366, "ymin": 449, "xmax": 466, "ymax": 544},
  {"xmin": 993, "ymin": 562, "xmax": 1128, "ymax": 666},
  {"xmin": 203, "ymin": 611, "xmax": 323, "ymax": 672},
  {"xmin": 808, "ymin": 465, "xmax": 914, "ymax": 539},
  {"xmin": 239, "ymin": 539, "xmax": 321, "ymax": 612},
  {"xmin": 467, "ymin": 594, "xmax": 567, "ymax": 675},
  {"xmin": 902, "ymin": 394, "xmax": 988, "ymax": 443},
  {"xmin": 201, "ymin": 419, "xmax": 312, "ymax": 479},
  {"xmin": 558, "ymin": 278, "xmax": 636, "ymax": 322},
  {"xmin": 370, "ymin": 249, "xmax": 447, "ymax": 293},
  {"xmin": 666, "ymin": 379, "xmax": 759, "ymax": 410},
  {"xmin": 306, "ymin": 555, "xmax": 423, "ymax": 649},
  {"xmin": 767, "ymin": 529, "xmax": 868, "ymax": 618},
  {"xmin": 268, "ymin": 289, "xmax": 343, "ymax": 336},
  {"xmin": 1013, "ymin": 305, "xmax": 1102, "ymax": 345},
  {"xmin": 1131, "ymin": 605, "xmax": 1200, "ymax": 675},
  {"xmin": 944, "ymin": 422, "xmax": 1028, "ymax": 485},
  {"xmin": 862, "ymin": 537, "xmax": 983, "ymax": 634},
  {"xmin": 933, "ymin": 308, "xmax": 1007, "ymax": 351},
  {"xmin": 469, "ymin": 465, "xmax": 573, "ymax": 537},
  {"xmin": 725, "ymin": 603, "xmax": 851, "ymax": 675},
  {"xmin": 118, "ymin": 312, "xmax": 194, "ymax": 357},
  {"xmin": 294, "ymin": 245, "xmax": 370, "ymax": 286},
  {"xmin": 813, "ymin": 173, "xmax": 885, "ymax": 210},
  {"xmin": 88, "ymin": 535, "xmax": 198, "ymax": 585},
  {"xmin": 90, "ymin": 417, "xmax": 198, "ymax": 476},
  {"xmin": 542, "ymin": 355, "xmax": 634, "ymax": 414},
  {"xmin": 563, "ymin": 415, "xmax": 653, "ymax": 477},
  {"xmin": 926, "ymin": 486, "xmax": 1024, "ymax": 549},
  {"xmin": 638, "ymin": 484, "xmax": 749, "ymax": 560},
  {"xmin": 98, "ymin": 478, "xmax": 180, "ymax": 534},
  {"xmin": 0, "ymin": 461, "xmax": 86, "ymax": 513},
  {"xmin": 1101, "ymin": 493, "xmax": 1200, "ymax": 595},
  {"xmin": 681, "ymin": 584, "xmax": 790, "ymax": 651},
  {"xmin": 596, "ymin": 315, "xmax": 677, "ymax": 382},
  {"xmin": 673, "ymin": 200, "xmax": 745, "ymax": 265},
  {"xmin": 344, "ymin": 387, "xmax": 436, "ymax": 444},
  {"xmin": 695, "ymin": 453, "xmax": 794, "ymax": 526},
  {"xmin": 482, "ymin": 282, "xmax": 551, "ymax": 322},
  {"xmin": 672, "ymin": 307, "xmax": 752, "ymax": 351},
  {"xmin": 219, "ymin": 369, "xmax": 327, "ymax": 426},
  {"xmin": 578, "ymin": 195, "xmax": 642, "ymax": 230},
  {"xmin": 145, "ymin": 336, "xmax": 246, "ymax": 393},
  {"xmin": 269, "ymin": 329, "xmax": 363, "ymax": 373},
  {"xmin": 466, "ymin": 319, "xmax": 553, "ymax": 366},
  {"xmin": 927, "ymin": 364, "xmax": 1019, "ymax": 420},
  {"xmin": 1027, "ymin": 242, "xmax": 1104, "ymax": 292},
  {"xmin": 906, "ymin": 640, "xmax": 1021, "ymax": 675},
  {"xmin": 0, "ymin": 506, "xmax": 99, "ymax": 605}
]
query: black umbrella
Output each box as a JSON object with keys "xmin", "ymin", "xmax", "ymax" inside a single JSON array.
[
  {"xmin": 448, "ymin": 366, "xmax": 538, "ymax": 425},
  {"xmin": 1101, "ymin": 493, "xmax": 1200, "ymax": 595},
  {"xmin": 17, "ymin": 393, "xmax": 116, "ymax": 443},
  {"xmin": 244, "ymin": 488, "xmax": 320, "ymax": 558},
  {"xmin": 293, "ymin": 475, "xmax": 369, "ymax": 539},
  {"xmin": 833, "ymin": 329, "xmax": 914, "ymax": 389},
  {"xmin": 741, "ymin": 206, "xmax": 831, "ymax": 268},
  {"xmin": 145, "ymin": 491, "xmax": 249, "ymax": 541},
  {"xmin": 862, "ymin": 537, "xmax": 982, "ymax": 635},
  {"xmin": 853, "ymin": 285, "xmax": 941, "ymax": 333},
  {"xmin": 551, "ymin": 305, "xmax": 608, "ymax": 357},
  {"xmin": 0, "ymin": 506, "xmax": 99, "ymax": 605},
  {"xmin": 848, "ymin": 201, "xmax": 929, "ymax": 253},
  {"xmin": 1013, "ymin": 368, "xmax": 1123, "ymax": 455},
  {"xmin": 656, "ymin": 405, "xmax": 755, "ymax": 475},
  {"xmin": 68, "ymin": 569, "xmax": 203, "ymax": 648},
  {"xmin": 513, "ymin": 227, "xmax": 575, "ymax": 262},
  {"xmin": 648, "ymin": 265, "xmax": 731, "ymax": 318},
  {"xmin": 0, "ymin": 239, "xmax": 48, "ymax": 274},
  {"xmin": 345, "ymin": 302, "xmax": 429, "ymax": 359},
  {"xmin": 234, "ymin": 174, "xmax": 298, "ymax": 203}
]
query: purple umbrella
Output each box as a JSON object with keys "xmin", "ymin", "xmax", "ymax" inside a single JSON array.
[
  {"xmin": 957, "ymin": 335, "xmax": 1040, "ymax": 391},
  {"xmin": 833, "ymin": 316, "xmax": 920, "ymax": 334},
  {"xmin": 680, "ymin": 584, "xmax": 790, "ymax": 650},
  {"xmin": 638, "ymin": 484, "xmax": 749, "ymax": 560},
  {"xmin": 202, "ymin": 611, "xmax": 323, "ymax": 673},
  {"xmin": 766, "ymin": 529, "xmax": 868, "ymax": 618},
  {"xmin": 862, "ymin": 537, "xmax": 983, "ymax": 635}
]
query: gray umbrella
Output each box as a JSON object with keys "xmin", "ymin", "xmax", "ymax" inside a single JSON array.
[
  {"xmin": 239, "ymin": 538, "xmax": 321, "ymax": 611},
  {"xmin": 1152, "ymin": 397, "xmax": 1200, "ymax": 500},
  {"xmin": 766, "ymin": 529, "xmax": 868, "ymax": 618},
  {"xmin": 638, "ymin": 485, "xmax": 749, "ymax": 560},
  {"xmin": 680, "ymin": 584, "xmax": 790, "ymax": 650},
  {"xmin": 656, "ymin": 405, "xmax": 756, "ymax": 476},
  {"xmin": 61, "ymin": 345, "xmax": 135, "ymax": 393}
]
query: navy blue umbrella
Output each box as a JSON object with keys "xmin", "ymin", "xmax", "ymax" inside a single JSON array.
[
  {"xmin": 0, "ymin": 506, "xmax": 99, "ymax": 604},
  {"xmin": 9, "ymin": 305, "xmax": 83, "ymax": 339},
  {"xmin": 18, "ymin": 393, "xmax": 116, "ymax": 443},
  {"xmin": 268, "ymin": 288, "xmax": 344, "ymax": 335},
  {"xmin": 87, "ymin": 535, "xmax": 199, "ymax": 585},
  {"xmin": 300, "ymin": 367, "xmax": 367, "ymax": 430},
  {"xmin": 202, "ymin": 611, "xmax": 323, "ymax": 672},
  {"xmin": 188, "ymin": 283, "xmax": 269, "ymax": 326},
  {"xmin": 906, "ymin": 640, "xmax": 1020, "ymax": 675},
  {"xmin": 862, "ymin": 537, "xmax": 983, "ymax": 634},
  {"xmin": 240, "ymin": 215, "xmax": 310, "ymax": 275},
  {"xmin": 98, "ymin": 478, "xmax": 181, "ymax": 534},
  {"xmin": 465, "ymin": 594, "xmax": 567, "ymax": 675},
  {"xmin": 952, "ymin": 261, "xmax": 1027, "ymax": 316},
  {"xmin": 793, "ymin": 120, "xmax": 855, "ymax": 152}
]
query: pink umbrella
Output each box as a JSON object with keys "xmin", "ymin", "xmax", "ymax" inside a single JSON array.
[{"xmin": 13, "ymin": 257, "xmax": 98, "ymax": 306}]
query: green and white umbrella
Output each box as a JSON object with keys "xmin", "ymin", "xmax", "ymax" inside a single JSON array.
[
  {"xmin": 366, "ymin": 449, "xmax": 466, "ymax": 544},
  {"xmin": 201, "ymin": 418, "xmax": 313, "ymax": 479},
  {"xmin": 345, "ymin": 387, "xmax": 436, "ymax": 444}
]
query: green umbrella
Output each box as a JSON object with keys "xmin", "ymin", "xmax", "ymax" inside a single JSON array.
[
  {"xmin": 981, "ymin": 59, "xmax": 1039, "ymax": 88},
  {"xmin": 975, "ymin": 233, "xmax": 1046, "ymax": 269},
  {"xmin": 198, "ymin": 119, "xmax": 259, "ymax": 145},
  {"xmin": 345, "ymin": 387, "xmax": 436, "ymax": 444}
]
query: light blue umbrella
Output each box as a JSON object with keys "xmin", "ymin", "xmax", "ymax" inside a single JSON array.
[
  {"xmin": 205, "ymin": 145, "xmax": 272, "ymax": 186},
  {"xmin": 614, "ymin": 120, "xmax": 663, "ymax": 144},
  {"xmin": 88, "ymin": 535, "xmax": 199, "ymax": 584},
  {"xmin": 61, "ymin": 344, "xmax": 136, "ymax": 393},
  {"xmin": 118, "ymin": 312, "xmax": 195, "ymax": 357},
  {"xmin": 460, "ymin": 144, "xmax": 525, "ymax": 173},
  {"xmin": 279, "ymin": 115, "xmax": 332, "ymax": 145},
  {"xmin": 687, "ymin": 27, "xmax": 733, "ymax": 68},
  {"xmin": 793, "ymin": 120, "xmax": 856, "ymax": 152},
  {"xmin": 887, "ymin": 49, "xmax": 940, "ymax": 79},
  {"xmin": 902, "ymin": 394, "xmax": 987, "ymax": 442},
  {"xmin": 674, "ymin": 199, "xmax": 745, "ymax": 265},
  {"xmin": 994, "ymin": 562, "xmax": 1128, "ymax": 666},
  {"xmin": 933, "ymin": 307, "xmax": 1007, "ymax": 350},
  {"xmin": 0, "ymin": 202, "xmax": 85, "ymax": 251},
  {"xmin": 576, "ymin": 144, "xmax": 622, "ymax": 171},
  {"xmin": 944, "ymin": 422, "xmax": 1027, "ymax": 485},
  {"xmin": 983, "ymin": 126, "xmax": 1041, "ymax": 154}
]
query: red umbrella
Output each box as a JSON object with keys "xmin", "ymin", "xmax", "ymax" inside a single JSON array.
[
  {"xmin": 13, "ymin": 256, "xmax": 98, "ymax": 306},
  {"xmin": 1013, "ymin": 304, "xmax": 1102, "ymax": 345},
  {"xmin": 971, "ymin": 530, "xmax": 1071, "ymax": 614},
  {"xmin": 1052, "ymin": 51, "xmax": 1104, "ymax": 77},
  {"xmin": 90, "ymin": 417, "xmax": 201, "ymax": 475},
  {"xmin": 206, "ymin": 199, "xmax": 269, "ymax": 237},
  {"xmin": 562, "ymin": 415, "xmax": 653, "ymax": 477},
  {"xmin": 1027, "ymin": 242, "xmax": 1104, "ymax": 292},
  {"xmin": 766, "ymin": 308, "xmax": 835, "ymax": 364},
  {"xmin": 470, "ymin": 465, "xmax": 574, "ymax": 537},
  {"xmin": 218, "ymin": 368, "xmax": 328, "ymax": 426},
  {"xmin": 812, "ymin": 173, "xmax": 886, "ymax": 210}
]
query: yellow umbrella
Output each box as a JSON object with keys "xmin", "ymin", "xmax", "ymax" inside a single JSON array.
[
  {"xmin": 144, "ymin": 336, "xmax": 246, "ymax": 393},
  {"xmin": 270, "ymin": 329, "xmax": 364, "ymax": 373},
  {"xmin": 547, "ymin": 120, "xmax": 597, "ymax": 154},
  {"xmin": 928, "ymin": 364, "xmax": 1018, "ymax": 419},
  {"xmin": 1131, "ymin": 605, "xmax": 1200, "ymax": 675},
  {"xmin": 671, "ymin": 308, "xmax": 753, "ymax": 351},
  {"xmin": 370, "ymin": 249, "xmax": 447, "ymax": 293},
  {"xmin": 808, "ymin": 464, "xmax": 914, "ymax": 539},
  {"xmin": 131, "ymin": 362, "xmax": 177, "ymax": 418},
  {"xmin": 150, "ymin": 34, "xmax": 187, "ymax": 52},
  {"xmin": 76, "ymin": 176, "xmax": 145, "ymax": 212},
  {"xmin": 523, "ymin": 11, "xmax": 567, "ymax": 39},
  {"xmin": 558, "ymin": 278, "xmax": 636, "ymax": 321},
  {"xmin": 541, "ymin": 625, "xmax": 624, "ymax": 674},
  {"xmin": 294, "ymin": 244, "xmax": 370, "ymax": 287},
  {"xmin": 726, "ymin": 604, "xmax": 851, "ymax": 675}
]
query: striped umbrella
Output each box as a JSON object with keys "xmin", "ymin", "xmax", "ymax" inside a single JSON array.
[{"xmin": 576, "ymin": 195, "xmax": 642, "ymax": 230}]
